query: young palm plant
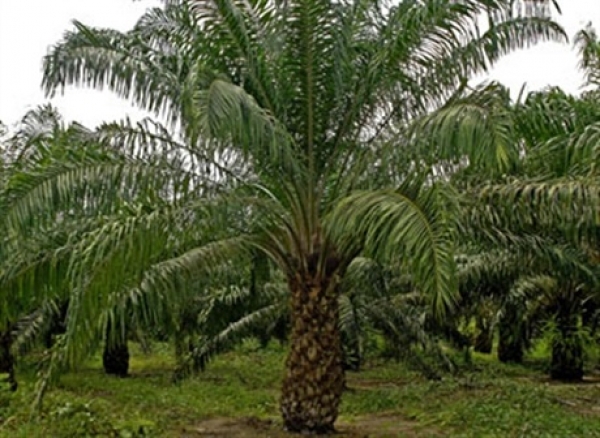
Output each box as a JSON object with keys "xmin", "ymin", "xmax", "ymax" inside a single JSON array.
[{"xmin": 25, "ymin": 0, "xmax": 568, "ymax": 432}]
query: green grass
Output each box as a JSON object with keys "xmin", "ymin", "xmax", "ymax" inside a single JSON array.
[{"xmin": 1, "ymin": 342, "xmax": 599, "ymax": 437}]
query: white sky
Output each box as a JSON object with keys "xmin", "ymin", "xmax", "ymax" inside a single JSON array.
[{"xmin": 0, "ymin": 0, "xmax": 599, "ymax": 128}]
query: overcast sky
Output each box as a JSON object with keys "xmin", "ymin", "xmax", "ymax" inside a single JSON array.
[{"xmin": 0, "ymin": 0, "xmax": 599, "ymax": 128}]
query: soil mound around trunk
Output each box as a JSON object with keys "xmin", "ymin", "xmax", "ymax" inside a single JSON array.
[{"xmin": 181, "ymin": 413, "xmax": 441, "ymax": 437}]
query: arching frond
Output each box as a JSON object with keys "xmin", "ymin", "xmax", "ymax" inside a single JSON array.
[
  {"xmin": 470, "ymin": 178, "xmax": 600, "ymax": 244},
  {"xmin": 42, "ymin": 21, "xmax": 184, "ymax": 124},
  {"xmin": 328, "ymin": 180, "xmax": 459, "ymax": 316},
  {"xmin": 411, "ymin": 81, "xmax": 518, "ymax": 176},
  {"xmin": 190, "ymin": 0, "xmax": 280, "ymax": 114},
  {"xmin": 180, "ymin": 70, "xmax": 298, "ymax": 173}
]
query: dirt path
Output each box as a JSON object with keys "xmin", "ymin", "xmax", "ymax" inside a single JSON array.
[{"xmin": 180, "ymin": 413, "xmax": 442, "ymax": 437}]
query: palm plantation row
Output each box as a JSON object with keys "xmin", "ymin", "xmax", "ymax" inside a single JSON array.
[{"xmin": 1, "ymin": 0, "xmax": 600, "ymax": 434}]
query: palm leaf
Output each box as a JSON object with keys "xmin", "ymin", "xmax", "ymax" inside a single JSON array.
[{"xmin": 328, "ymin": 179, "xmax": 459, "ymax": 316}]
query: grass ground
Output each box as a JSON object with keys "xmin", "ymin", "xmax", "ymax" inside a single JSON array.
[{"xmin": 1, "ymin": 342, "xmax": 599, "ymax": 437}]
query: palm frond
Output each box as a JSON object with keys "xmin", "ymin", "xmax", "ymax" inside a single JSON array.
[
  {"xmin": 470, "ymin": 178, "xmax": 600, "ymax": 244},
  {"xmin": 411, "ymin": 81, "xmax": 518, "ymax": 176},
  {"xmin": 328, "ymin": 180, "xmax": 459, "ymax": 316},
  {"xmin": 42, "ymin": 21, "xmax": 184, "ymax": 124},
  {"xmin": 575, "ymin": 23, "xmax": 600, "ymax": 88}
]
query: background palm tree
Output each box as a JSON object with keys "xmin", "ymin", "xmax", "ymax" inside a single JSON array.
[
  {"xmin": 447, "ymin": 26, "xmax": 600, "ymax": 379},
  {"xmin": 0, "ymin": 105, "xmax": 112, "ymax": 391}
]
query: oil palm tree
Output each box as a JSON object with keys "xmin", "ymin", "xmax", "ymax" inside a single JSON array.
[
  {"xmin": 25, "ymin": 0, "xmax": 568, "ymax": 432},
  {"xmin": 456, "ymin": 30, "xmax": 600, "ymax": 377},
  {"xmin": 0, "ymin": 105, "xmax": 133, "ymax": 390}
]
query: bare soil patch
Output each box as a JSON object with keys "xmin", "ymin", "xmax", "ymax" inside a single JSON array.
[{"xmin": 180, "ymin": 413, "xmax": 442, "ymax": 437}]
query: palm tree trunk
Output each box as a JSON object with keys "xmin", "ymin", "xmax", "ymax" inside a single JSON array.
[
  {"xmin": 550, "ymin": 309, "xmax": 584, "ymax": 381},
  {"xmin": 102, "ymin": 323, "xmax": 129, "ymax": 377},
  {"xmin": 497, "ymin": 323, "xmax": 524, "ymax": 363},
  {"xmin": 0, "ymin": 328, "xmax": 17, "ymax": 391},
  {"xmin": 103, "ymin": 341, "xmax": 130, "ymax": 377},
  {"xmin": 474, "ymin": 317, "xmax": 493, "ymax": 354},
  {"xmin": 280, "ymin": 275, "xmax": 344, "ymax": 434},
  {"xmin": 497, "ymin": 305, "xmax": 526, "ymax": 364}
]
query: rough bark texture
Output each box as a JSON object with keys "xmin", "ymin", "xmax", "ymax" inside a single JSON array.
[
  {"xmin": 280, "ymin": 275, "xmax": 344, "ymax": 434},
  {"xmin": 0, "ymin": 329, "xmax": 17, "ymax": 391}
]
